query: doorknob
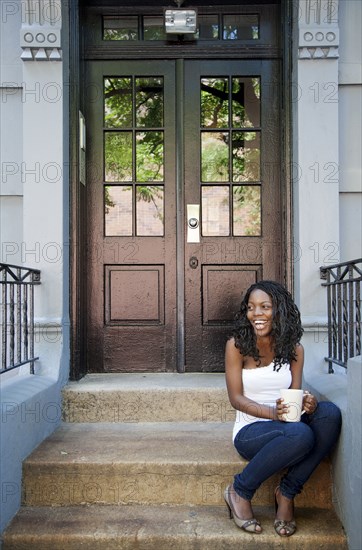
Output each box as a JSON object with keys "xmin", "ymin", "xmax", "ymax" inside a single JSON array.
[
  {"xmin": 188, "ymin": 217, "xmax": 199, "ymax": 229},
  {"xmin": 187, "ymin": 204, "xmax": 200, "ymax": 243}
]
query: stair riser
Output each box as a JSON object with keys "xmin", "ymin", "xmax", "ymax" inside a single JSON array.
[
  {"xmin": 2, "ymin": 504, "xmax": 348, "ymax": 550},
  {"xmin": 62, "ymin": 392, "xmax": 232, "ymax": 423},
  {"xmin": 2, "ymin": 538, "xmax": 347, "ymax": 550},
  {"xmin": 22, "ymin": 465, "xmax": 332, "ymax": 508}
]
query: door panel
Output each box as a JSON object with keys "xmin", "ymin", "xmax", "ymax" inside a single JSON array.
[{"xmin": 85, "ymin": 58, "xmax": 281, "ymax": 372}]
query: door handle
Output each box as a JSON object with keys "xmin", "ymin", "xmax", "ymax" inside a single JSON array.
[
  {"xmin": 187, "ymin": 204, "xmax": 200, "ymax": 243},
  {"xmin": 188, "ymin": 217, "xmax": 199, "ymax": 229}
]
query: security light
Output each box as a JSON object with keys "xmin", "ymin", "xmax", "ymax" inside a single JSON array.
[{"xmin": 164, "ymin": 9, "xmax": 197, "ymax": 34}]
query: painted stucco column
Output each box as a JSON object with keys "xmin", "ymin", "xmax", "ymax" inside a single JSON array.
[
  {"xmin": 294, "ymin": 0, "xmax": 340, "ymax": 372},
  {"xmin": 20, "ymin": 0, "xmax": 63, "ymax": 377},
  {"xmin": 0, "ymin": 2, "xmax": 64, "ymax": 534}
]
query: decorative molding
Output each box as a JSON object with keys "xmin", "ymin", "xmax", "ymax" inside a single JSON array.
[
  {"xmin": 20, "ymin": 0, "xmax": 62, "ymax": 61},
  {"xmin": 298, "ymin": 0, "xmax": 339, "ymax": 60},
  {"xmin": 299, "ymin": 46, "xmax": 339, "ymax": 60},
  {"xmin": 84, "ymin": 45, "xmax": 281, "ymax": 61},
  {"xmin": 301, "ymin": 316, "xmax": 328, "ymax": 332}
]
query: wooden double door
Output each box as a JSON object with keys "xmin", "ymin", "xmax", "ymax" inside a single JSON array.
[{"xmin": 85, "ymin": 58, "xmax": 282, "ymax": 372}]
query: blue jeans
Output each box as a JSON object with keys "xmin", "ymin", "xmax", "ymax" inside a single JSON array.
[{"xmin": 233, "ymin": 401, "xmax": 342, "ymax": 501}]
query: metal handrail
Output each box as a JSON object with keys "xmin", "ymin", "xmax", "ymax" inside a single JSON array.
[
  {"xmin": 320, "ymin": 258, "xmax": 362, "ymax": 372},
  {"xmin": 0, "ymin": 263, "xmax": 41, "ymax": 374}
]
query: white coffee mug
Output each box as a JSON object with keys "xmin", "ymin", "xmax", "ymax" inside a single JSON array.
[{"xmin": 279, "ymin": 389, "xmax": 304, "ymax": 422}]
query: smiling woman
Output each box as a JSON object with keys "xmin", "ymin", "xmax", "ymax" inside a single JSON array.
[
  {"xmin": 233, "ymin": 281, "xmax": 303, "ymax": 370},
  {"xmin": 224, "ymin": 280, "xmax": 342, "ymax": 537}
]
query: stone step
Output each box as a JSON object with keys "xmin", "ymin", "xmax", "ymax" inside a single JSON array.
[
  {"xmin": 22, "ymin": 422, "xmax": 333, "ymax": 509},
  {"xmin": 2, "ymin": 504, "xmax": 347, "ymax": 550},
  {"xmin": 62, "ymin": 373, "xmax": 231, "ymax": 423}
]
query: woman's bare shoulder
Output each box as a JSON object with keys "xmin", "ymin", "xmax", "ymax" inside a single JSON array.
[
  {"xmin": 225, "ymin": 337, "xmax": 240, "ymax": 354},
  {"xmin": 225, "ymin": 337, "xmax": 244, "ymax": 367},
  {"xmin": 295, "ymin": 343, "xmax": 304, "ymax": 356}
]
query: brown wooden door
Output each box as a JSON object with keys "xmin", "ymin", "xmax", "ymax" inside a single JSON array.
[
  {"xmin": 85, "ymin": 58, "xmax": 281, "ymax": 372},
  {"xmin": 184, "ymin": 60, "xmax": 281, "ymax": 371},
  {"xmin": 86, "ymin": 61, "xmax": 177, "ymax": 372}
]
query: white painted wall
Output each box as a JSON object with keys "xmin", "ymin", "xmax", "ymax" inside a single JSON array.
[
  {"xmin": 294, "ymin": 0, "xmax": 340, "ymax": 376},
  {"xmin": 0, "ymin": 196, "xmax": 23, "ymax": 265},
  {"xmin": 296, "ymin": 5, "xmax": 362, "ymax": 549},
  {"xmin": 0, "ymin": 0, "xmax": 65, "ymax": 534},
  {"xmin": 21, "ymin": 60, "xmax": 64, "ymax": 378},
  {"xmin": 339, "ymin": 0, "xmax": 362, "ymax": 262},
  {"xmin": 304, "ymin": 355, "xmax": 362, "ymax": 550},
  {"xmin": 0, "ymin": 2, "xmax": 23, "ymax": 265},
  {"xmin": 0, "ymin": 0, "xmax": 64, "ymax": 378}
]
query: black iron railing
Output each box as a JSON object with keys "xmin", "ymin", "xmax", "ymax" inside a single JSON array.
[
  {"xmin": 0, "ymin": 263, "xmax": 41, "ymax": 374},
  {"xmin": 320, "ymin": 258, "xmax": 362, "ymax": 372}
]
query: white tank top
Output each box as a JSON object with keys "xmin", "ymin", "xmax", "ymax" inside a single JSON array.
[{"xmin": 232, "ymin": 361, "xmax": 292, "ymax": 441}]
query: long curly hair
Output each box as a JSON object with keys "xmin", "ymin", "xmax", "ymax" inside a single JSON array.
[{"xmin": 232, "ymin": 280, "xmax": 303, "ymax": 371}]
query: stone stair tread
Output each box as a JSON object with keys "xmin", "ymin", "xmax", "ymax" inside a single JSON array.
[
  {"xmin": 24, "ymin": 421, "xmax": 238, "ymax": 466},
  {"xmin": 62, "ymin": 374, "xmax": 231, "ymax": 423},
  {"xmin": 2, "ymin": 504, "xmax": 347, "ymax": 550},
  {"xmin": 22, "ymin": 422, "xmax": 333, "ymax": 509}
]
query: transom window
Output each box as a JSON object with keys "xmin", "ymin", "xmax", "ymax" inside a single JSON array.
[{"xmin": 103, "ymin": 14, "xmax": 259, "ymax": 41}]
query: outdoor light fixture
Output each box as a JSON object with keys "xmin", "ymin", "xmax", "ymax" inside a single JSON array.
[{"xmin": 164, "ymin": 9, "xmax": 197, "ymax": 34}]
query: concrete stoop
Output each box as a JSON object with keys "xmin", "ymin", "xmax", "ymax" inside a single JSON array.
[{"xmin": 2, "ymin": 374, "xmax": 347, "ymax": 549}]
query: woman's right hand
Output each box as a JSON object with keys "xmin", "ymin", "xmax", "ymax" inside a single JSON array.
[{"xmin": 275, "ymin": 397, "xmax": 288, "ymax": 421}]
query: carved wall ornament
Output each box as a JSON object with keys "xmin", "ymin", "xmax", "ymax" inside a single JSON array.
[
  {"xmin": 298, "ymin": 0, "xmax": 339, "ymax": 60},
  {"xmin": 20, "ymin": 0, "xmax": 61, "ymax": 61}
]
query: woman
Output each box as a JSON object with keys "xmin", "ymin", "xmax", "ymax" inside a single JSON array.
[{"xmin": 224, "ymin": 280, "xmax": 341, "ymax": 536}]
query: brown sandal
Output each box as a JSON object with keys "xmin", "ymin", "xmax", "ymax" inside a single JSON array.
[
  {"xmin": 274, "ymin": 486, "xmax": 296, "ymax": 537},
  {"xmin": 224, "ymin": 485, "xmax": 262, "ymax": 533}
]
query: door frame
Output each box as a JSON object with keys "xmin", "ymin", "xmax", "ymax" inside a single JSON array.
[{"xmin": 68, "ymin": 0, "xmax": 295, "ymax": 379}]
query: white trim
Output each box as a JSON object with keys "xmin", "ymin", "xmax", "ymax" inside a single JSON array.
[{"xmin": 302, "ymin": 316, "xmax": 328, "ymax": 332}]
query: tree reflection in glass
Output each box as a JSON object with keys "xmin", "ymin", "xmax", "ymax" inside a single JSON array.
[
  {"xmin": 202, "ymin": 186, "xmax": 229, "ymax": 236},
  {"xmin": 105, "ymin": 185, "xmax": 133, "ymax": 236},
  {"xmin": 104, "ymin": 78, "xmax": 132, "ymax": 128},
  {"xmin": 104, "ymin": 132, "xmax": 133, "ymax": 182},
  {"xmin": 232, "ymin": 77, "xmax": 260, "ymax": 128},
  {"xmin": 104, "ymin": 76, "xmax": 165, "ymax": 235},
  {"xmin": 136, "ymin": 131, "xmax": 164, "ymax": 182},
  {"xmin": 232, "ymin": 131, "xmax": 260, "ymax": 182},
  {"xmin": 201, "ymin": 132, "xmax": 229, "ymax": 182},
  {"xmin": 136, "ymin": 185, "xmax": 164, "ymax": 236},
  {"xmin": 136, "ymin": 77, "xmax": 164, "ymax": 127},
  {"xmin": 201, "ymin": 78, "xmax": 229, "ymax": 128},
  {"xmin": 200, "ymin": 76, "xmax": 260, "ymax": 186},
  {"xmin": 233, "ymin": 185, "xmax": 261, "ymax": 236}
]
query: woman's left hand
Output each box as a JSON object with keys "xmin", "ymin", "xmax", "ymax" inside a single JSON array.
[{"xmin": 303, "ymin": 391, "xmax": 318, "ymax": 415}]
